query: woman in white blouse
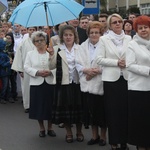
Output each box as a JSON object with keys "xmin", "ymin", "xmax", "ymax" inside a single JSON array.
[
  {"xmin": 96, "ymin": 13, "xmax": 131, "ymax": 150},
  {"xmin": 126, "ymin": 15, "xmax": 150, "ymax": 150},
  {"xmin": 24, "ymin": 31, "xmax": 56, "ymax": 138},
  {"xmin": 76, "ymin": 21, "xmax": 107, "ymax": 146},
  {"xmin": 48, "ymin": 25, "xmax": 83, "ymax": 143}
]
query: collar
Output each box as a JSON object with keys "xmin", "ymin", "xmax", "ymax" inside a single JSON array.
[
  {"xmin": 60, "ymin": 43, "xmax": 78, "ymax": 51},
  {"xmin": 89, "ymin": 41, "xmax": 99, "ymax": 49}
]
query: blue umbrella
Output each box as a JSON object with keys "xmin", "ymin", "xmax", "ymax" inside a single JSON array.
[{"xmin": 9, "ymin": 0, "xmax": 84, "ymax": 27}]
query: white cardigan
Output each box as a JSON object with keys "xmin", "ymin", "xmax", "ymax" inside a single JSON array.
[
  {"xmin": 126, "ymin": 36, "xmax": 150, "ymax": 91},
  {"xmin": 76, "ymin": 39, "xmax": 103, "ymax": 95},
  {"xmin": 24, "ymin": 49, "xmax": 55, "ymax": 86}
]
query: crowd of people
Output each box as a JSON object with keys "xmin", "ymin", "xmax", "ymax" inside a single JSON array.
[{"xmin": 0, "ymin": 12, "xmax": 150, "ymax": 150}]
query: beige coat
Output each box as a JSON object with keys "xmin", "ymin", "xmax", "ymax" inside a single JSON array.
[{"xmin": 49, "ymin": 44, "xmax": 81, "ymax": 85}]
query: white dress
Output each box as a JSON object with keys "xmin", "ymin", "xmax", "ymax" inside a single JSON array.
[{"xmin": 12, "ymin": 37, "xmax": 36, "ymax": 109}]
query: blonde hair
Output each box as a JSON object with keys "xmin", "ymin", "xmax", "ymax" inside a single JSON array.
[{"xmin": 107, "ymin": 13, "xmax": 123, "ymax": 29}]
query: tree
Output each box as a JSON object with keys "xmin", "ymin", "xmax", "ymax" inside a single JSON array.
[
  {"xmin": 100, "ymin": 0, "xmax": 107, "ymax": 9},
  {"xmin": 127, "ymin": 6, "xmax": 140, "ymax": 15}
]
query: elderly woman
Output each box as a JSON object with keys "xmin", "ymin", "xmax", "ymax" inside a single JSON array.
[
  {"xmin": 48, "ymin": 25, "xmax": 83, "ymax": 143},
  {"xmin": 76, "ymin": 21, "xmax": 107, "ymax": 146},
  {"xmin": 126, "ymin": 15, "xmax": 150, "ymax": 150},
  {"xmin": 24, "ymin": 31, "xmax": 56, "ymax": 138},
  {"xmin": 96, "ymin": 13, "xmax": 131, "ymax": 150}
]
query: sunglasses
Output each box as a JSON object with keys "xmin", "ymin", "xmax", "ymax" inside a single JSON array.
[{"xmin": 111, "ymin": 20, "xmax": 123, "ymax": 25}]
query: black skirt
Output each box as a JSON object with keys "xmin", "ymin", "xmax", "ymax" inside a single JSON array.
[
  {"xmin": 82, "ymin": 92, "xmax": 106, "ymax": 127},
  {"xmin": 128, "ymin": 90, "xmax": 150, "ymax": 147},
  {"xmin": 29, "ymin": 81, "xmax": 54, "ymax": 120},
  {"xmin": 104, "ymin": 76, "xmax": 128, "ymax": 145},
  {"xmin": 52, "ymin": 83, "xmax": 83, "ymax": 124}
]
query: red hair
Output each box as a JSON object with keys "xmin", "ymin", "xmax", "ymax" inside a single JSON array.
[
  {"xmin": 133, "ymin": 15, "xmax": 150, "ymax": 32},
  {"xmin": 87, "ymin": 21, "xmax": 104, "ymax": 35}
]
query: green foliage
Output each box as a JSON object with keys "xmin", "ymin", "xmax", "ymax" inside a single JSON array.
[{"xmin": 127, "ymin": 6, "xmax": 140, "ymax": 15}]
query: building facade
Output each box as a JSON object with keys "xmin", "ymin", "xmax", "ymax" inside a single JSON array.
[{"xmin": 107, "ymin": 0, "xmax": 150, "ymax": 15}]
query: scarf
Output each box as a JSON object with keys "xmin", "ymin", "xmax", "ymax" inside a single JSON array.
[
  {"xmin": 108, "ymin": 30, "xmax": 125, "ymax": 46},
  {"xmin": 56, "ymin": 48, "xmax": 62, "ymax": 86},
  {"xmin": 134, "ymin": 34, "xmax": 150, "ymax": 51}
]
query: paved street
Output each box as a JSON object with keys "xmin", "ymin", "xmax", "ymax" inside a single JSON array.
[{"xmin": 0, "ymin": 98, "xmax": 136, "ymax": 150}]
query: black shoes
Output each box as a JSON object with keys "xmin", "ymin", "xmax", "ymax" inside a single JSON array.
[
  {"xmin": 47, "ymin": 130, "xmax": 56, "ymax": 137},
  {"xmin": 9, "ymin": 99, "xmax": 15, "ymax": 103},
  {"xmin": 99, "ymin": 139, "xmax": 106, "ymax": 146},
  {"xmin": 87, "ymin": 136, "xmax": 100, "ymax": 145},
  {"xmin": 84, "ymin": 125, "xmax": 89, "ymax": 129},
  {"xmin": 111, "ymin": 144, "xmax": 129, "ymax": 150},
  {"xmin": 66, "ymin": 135, "xmax": 73, "ymax": 143},
  {"xmin": 39, "ymin": 131, "xmax": 46, "ymax": 137},
  {"xmin": 121, "ymin": 144, "xmax": 129, "ymax": 150},
  {"xmin": 14, "ymin": 98, "xmax": 18, "ymax": 101},
  {"xmin": 87, "ymin": 136, "xmax": 106, "ymax": 146},
  {"xmin": 76, "ymin": 133, "xmax": 84, "ymax": 142},
  {"xmin": 25, "ymin": 108, "xmax": 29, "ymax": 113},
  {"xmin": 0, "ymin": 100, "xmax": 7, "ymax": 104},
  {"xmin": 39, "ymin": 130, "xmax": 56, "ymax": 137}
]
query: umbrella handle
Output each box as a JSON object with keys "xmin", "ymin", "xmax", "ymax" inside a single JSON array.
[
  {"xmin": 44, "ymin": 2, "xmax": 53, "ymax": 48},
  {"xmin": 44, "ymin": 2, "xmax": 49, "ymax": 27}
]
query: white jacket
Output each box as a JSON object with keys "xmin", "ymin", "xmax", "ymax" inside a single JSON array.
[
  {"xmin": 24, "ymin": 49, "xmax": 55, "ymax": 86},
  {"xmin": 126, "ymin": 35, "xmax": 150, "ymax": 91},
  {"xmin": 96, "ymin": 34, "xmax": 131, "ymax": 81}
]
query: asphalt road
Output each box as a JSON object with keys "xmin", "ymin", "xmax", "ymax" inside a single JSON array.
[{"xmin": 0, "ymin": 98, "xmax": 136, "ymax": 150}]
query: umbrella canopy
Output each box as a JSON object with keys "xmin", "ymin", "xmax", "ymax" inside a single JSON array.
[{"xmin": 9, "ymin": 0, "xmax": 84, "ymax": 27}]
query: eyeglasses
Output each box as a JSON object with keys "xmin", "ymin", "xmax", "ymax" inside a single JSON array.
[
  {"xmin": 111, "ymin": 20, "xmax": 123, "ymax": 25},
  {"xmin": 89, "ymin": 32, "xmax": 100, "ymax": 35},
  {"xmin": 34, "ymin": 39, "xmax": 45, "ymax": 43}
]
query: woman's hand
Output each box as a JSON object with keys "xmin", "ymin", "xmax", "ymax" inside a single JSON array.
[
  {"xmin": 118, "ymin": 59, "xmax": 126, "ymax": 69},
  {"xmin": 36, "ymin": 70, "xmax": 51, "ymax": 77},
  {"xmin": 83, "ymin": 68, "xmax": 100, "ymax": 81},
  {"xmin": 83, "ymin": 68, "xmax": 100, "ymax": 76},
  {"xmin": 19, "ymin": 72, "xmax": 24, "ymax": 78},
  {"xmin": 47, "ymin": 46, "xmax": 54, "ymax": 56},
  {"xmin": 86, "ymin": 75, "xmax": 92, "ymax": 81}
]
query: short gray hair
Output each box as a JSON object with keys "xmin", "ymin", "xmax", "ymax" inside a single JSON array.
[
  {"xmin": 31, "ymin": 31, "xmax": 47, "ymax": 43},
  {"xmin": 107, "ymin": 13, "xmax": 123, "ymax": 29}
]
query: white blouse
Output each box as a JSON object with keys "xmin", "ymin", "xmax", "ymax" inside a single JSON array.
[{"xmin": 61, "ymin": 44, "xmax": 77, "ymax": 83}]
